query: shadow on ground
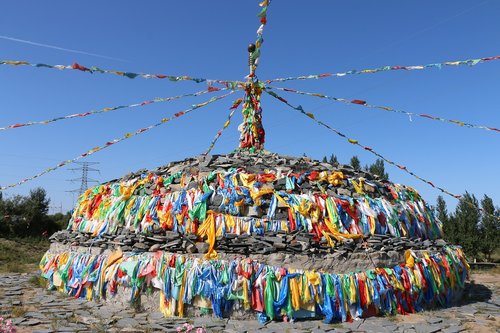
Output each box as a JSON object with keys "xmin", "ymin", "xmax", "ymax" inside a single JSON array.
[{"xmin": 460, "ymin": 281, "xmax": 493, "ymax": 305}]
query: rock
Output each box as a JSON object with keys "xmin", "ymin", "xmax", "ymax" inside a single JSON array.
[
  {"xmin": 196, "ymin": 242, "xmax": 209, "ymax": 253},
  {"xmin": 149, "ymin": 244, "xmax": 161, "ymax": 252},
  {"xmin": 337, "ymin": 188, "xmax": 352, "ymax": 196},
  {"xmin": 441, "ymin": 326, "xmax": 466, "ymax": 333},
  {"xmin": 186, "ymin": 243, "xmax": 198, "ymax": 253},
  {"xmin": 426, "ymin": 317, "xmax": 443, "ymax": 325},
  {"xmin": 19, "ymin": 319, "xmax": 42, "ymax": 326},
  {"xmin": 116, "ymin": 317, "xmax": 139, "ymax": 327},
  {"xmin": 133, "ymin": 242, "xmax": 149, "ymax": 250}
]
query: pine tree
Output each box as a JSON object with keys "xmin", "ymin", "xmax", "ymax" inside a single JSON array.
[
  {"xmin": 368, "ymin": 159, "xmax": 389, "ymax": 180},
  {"xmin": 350, "ymin": 156, "xmax": 361, "ymax": 171},
  {"xmin": 479, "ymin": 195, "xmax": 499, "ymax": 262},
  {"xmin": 322, "ymin": 156, "xmax": 328, "ymax": 163},
  {"xmin": 453, "ymin": 192, "xmax": 481, "ymax": 260},
  {"xmin": 329, "ymin": 154, "xmax": 339, "ymax": 166},
  {"xmin": 436, "ymin": 195, "xmax": 455, "ymax": 243}
]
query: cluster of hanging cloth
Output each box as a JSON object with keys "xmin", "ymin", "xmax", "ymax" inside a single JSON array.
[
  {"xmin": 39, "ymin": 245, "xmax": 468, "ymax": 322},
  {"xmin": 68, "ymin": 169, "xmax": 442, "ymax": 254}
]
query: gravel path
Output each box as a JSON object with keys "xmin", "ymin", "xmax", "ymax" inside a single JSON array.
[{"xmin": 0, "ymin": 272, "xmax": 498, "ymax": 333}]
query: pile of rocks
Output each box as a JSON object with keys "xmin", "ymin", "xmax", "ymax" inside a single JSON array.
[
  {"xmin": 112, "ymin": 151, "xmax": 394, "ymax": 201},
  {"xmin": 49, "ymin": 151, "xmax": 449, "ymax": 270},
  {"xmin": 41, "ymin": 151, "xmax": 462, "ymax": 320},
  {"xmin": 51, "ymin": 228, "xmax": 447, "ymax": 255}
]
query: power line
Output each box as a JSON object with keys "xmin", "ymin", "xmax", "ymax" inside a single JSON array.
[
  {"xmin": 49, "ymin": 202, "xmax": 63, "ymax": 214},
  {"xmin": 66, "ymin": 161, "xmax": 100, "ymax": 198}
]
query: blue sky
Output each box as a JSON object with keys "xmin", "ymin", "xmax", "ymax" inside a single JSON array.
[{"xmin": 1, "ymin": 0, "xmax": 499, "ymax": 213}]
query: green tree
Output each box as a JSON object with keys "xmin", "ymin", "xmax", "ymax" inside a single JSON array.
[
  {"xmin": 453, "ymin": 192, "xmax": 481, "ymax": 260},
  {"xmin": 368, "ymin": 158, "xmax": 389, "ymax": 180},
  {"xmin": 436, "ymin": 195, "xmax": 456, "ymax": 243},
  {"xmin": 0, "ymin": 187, "xmax": 61, "ymax": 237},
  {"xmin": 48, "ymin": 212, "xmax": 72, "ymax": 230},
  {"xmin": 350, "ymin": 156, "xmax": 361, "ymax": 171},
  {"xmin": 24, "ymin": 188, "xmax": 51, "ymax": 236},
  {"xmin": 322, "ymin": 156, "xmax": 328, "ymax": 163},
  {"xmin": 0, "ymin": 190, "xmax": 7, "ymax": 235},
  {"xmin": 329, "ymin": 154, "xmax": 339, "ymax": 166},
  {"xmin": 479, "ymin": 195, "xmax": 499, "ymax": 262}
]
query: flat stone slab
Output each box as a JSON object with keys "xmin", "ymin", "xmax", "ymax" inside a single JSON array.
[{"xmin": 1, "ymin": 272, "xmax": 499, "ymax": 333}]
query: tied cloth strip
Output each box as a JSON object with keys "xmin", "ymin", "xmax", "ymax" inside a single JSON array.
[
  {"xmin": 0, "ymin": 88, "xmax": 229, "ymax": 132},
  {"xmin": 247, "ymin": 0, "xmax": 272, "ymax": 78},
  {"xmin": 238, "ymin": 82, "xmax": 266, "ymax": 151},
  {"xmin": 237, "ymin": 0, "xmax": 272, "ymax": 151},
  {"xmin": 39, "ymin": 246, "xmax": 469, "ymax": 322},
  {"xmin": 0, "ymin": 91, "xmax": 235, "ymax": 191},
  {"xmin": 264, "ymin": 88, "xmax": 462, "ymax": 200},
  {"xmin": 68, "ymin": 171, "xmax": 442, "ymax": 241},
  {"xmin": 267, "ymin": 86, "xmax": 499, "ymax": 133},
  {"xmin": 0, "ymin": 59, "xmax": 243, "ymax": 87},
  {"xmin": 265, "ymin": 89, "xmax": 500, "ymax": 222},
  {"xmin": 203, "ymin": 97, "xmax": 244, "ymax": 156},
  {"xmin": 266, "ymin": 55, "xmax": 500, "ymax": 83}
]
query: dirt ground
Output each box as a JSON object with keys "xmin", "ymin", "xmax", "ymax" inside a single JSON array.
[
  {"xmin": 1, "ymin": 244, "xmax": 499, "ymax": 333},
  {"xmin": 389, "ymin": 270, "xmax": 500, "ymax": 333}
]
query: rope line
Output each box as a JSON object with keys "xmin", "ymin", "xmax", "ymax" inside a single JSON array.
[
  {"xmin": 267, "ymin": 86, "xmax": 499, "ymax": 133},
  {"xmin": 0, "ymin": 91, "xmax": 235, "ymax": 191},
  {"xmin": 0, "ymin": 59, "xmax": 243, "ymax": 87},
  {"xmin": 267, "ymin": 55, "xmax": 500, "ymax": 83},
  {"xmin": 0, "ymin": 88, "xmax": 230, "ymax": 132},
  {"xmin": 264, "ymin": 88, "xmax": 461, "ymax": 199},
  {"xmin": 203, "ymin": 97, "xmax": 244, "ymax": 156}
]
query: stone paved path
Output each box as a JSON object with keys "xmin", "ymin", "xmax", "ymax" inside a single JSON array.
[{"xmin": 0, "ymin": 272, "xmax": 498, "ymax": 333}]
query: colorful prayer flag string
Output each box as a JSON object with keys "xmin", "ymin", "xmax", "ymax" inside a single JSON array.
[
  {"xmin": 0, "ymin": 88, "xmax": 229, "ymax": 132},
  {"xmin": 264, "ymin": 88, "xmax": 463, "ymax": 200},
  {"xmin": 267, "ymin": 89, "xmax": 500, "ymax": 221},
  {"xmin": 238, "ymin": 82, "xmax": 266, "ymax": 151},
  {"xmin": 0, "ymin": 91, "xmax": 235, "ymax": 191},
  {"xmin": 247, "ymin": 0, "xmax": 271, "ymax": 78},
  {"xmin": 203, "ymin": 97, "xmax": 244, "ymax": 156},
  {"xmin": 0, "ymin": 59, "xmax": 242, "ymax": 87},
  {"xmin": 267, "ymin": 86, "xmax": 500, "ymax": 133},
  {"xmin": 266, "ymin": 55, "xmax": 500, "ymax": 83}
]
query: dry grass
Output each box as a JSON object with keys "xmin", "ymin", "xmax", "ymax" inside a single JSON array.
[
  {"xmin": 10, "ymin": 305, "xmax": 27, "ymax": 317},
  {"xmin": 0, "ymin": 237, "xmax": 50, "ymax": 273}
]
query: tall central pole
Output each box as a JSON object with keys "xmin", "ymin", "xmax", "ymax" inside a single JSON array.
[{"xmin": 238, "ymin": 43, "xmax": 265, "ymax": 152}]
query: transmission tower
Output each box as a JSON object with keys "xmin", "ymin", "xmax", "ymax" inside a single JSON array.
[{"xmin": 67, "ymin": 162, "xmax": 100, "ymax": 197}]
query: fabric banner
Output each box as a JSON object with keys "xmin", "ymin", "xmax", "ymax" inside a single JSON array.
[
  {"xmin": 264, "ymin": 89, "xmax": 462, "ymax": 200},
  {"xmin": 0, "ymin": 88, "xmax": 228, "ymax": 132},
  {"xmin": 203, "ymin": 97, "xmax": 244, "ymax": 155},
  {"xmin": 67, "ymin": 167, "xmax": 442, "ymax": 241},
  {"xmin": 267, "ymin": 86, "xmax": 499, "ymax": 133},
  {"xmin": 267, "ymin": 55, "xmax": 500, "ymax": 83},
  {"xmin": 0, "ymin": 59, "xmax": 242, "ymax": 87},
  {"xmin": 39, "ymin": 246, "xmax": 469, "ymax": 322},
  {"xmin": 0, "ymin": 91, "xmax": 235, "ymax": 191}
]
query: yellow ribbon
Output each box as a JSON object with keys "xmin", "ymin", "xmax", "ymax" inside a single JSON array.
[
  {"xmin": 351, "ymin": 178, "xmax": 365, "ymax": 194},
  {"xmin": 327, "ymin": 171, "xmax": 344, "ymax": 186},
  {"xmin": 239, "ymin": 173, "xmax": 256, "ymax": 187},
  {"xmin": 197, "ymin": 212, "xmax": 218, "ymax": 259}
]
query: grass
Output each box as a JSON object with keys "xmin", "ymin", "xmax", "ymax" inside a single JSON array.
[
  {"xmin": 29, "ymin": 274, "xmax": 48, "ymax": 288},
  {"xmin": 10, "ymin": 305, "xmax": 27, "ymax": 317},
  {"xmin": 472, "ymin": 265, "xmax": 500, "ymax": 275},
  {"xmin": 0, "ymin": 237, "xmax": 50, "ymax": 273}
]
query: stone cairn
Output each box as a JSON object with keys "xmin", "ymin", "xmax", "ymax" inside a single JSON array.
[{"xmin": 41, "ymin": 151, "xmax": 469, "ymax": 322}]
